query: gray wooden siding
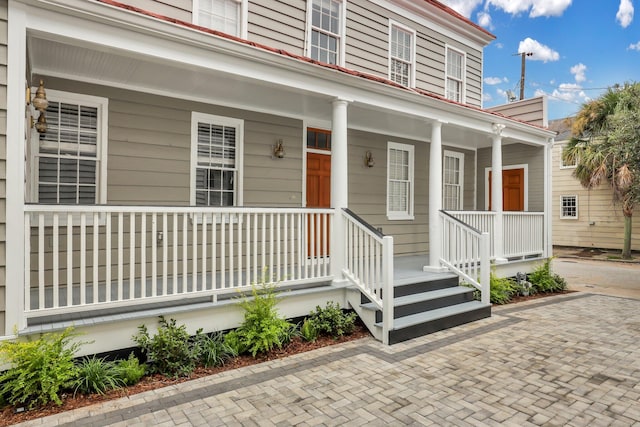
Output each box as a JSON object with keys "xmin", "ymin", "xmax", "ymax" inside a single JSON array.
[
  {"xmin": 42, "ymin": 77, "xmax": 303, "ymax": 208},
  {"xmin": 347, "ymin": 129, "xmax": 429, "ymax": 256},
  {"xmin": 476, "ymin": 143, "xmax": 544, "ymax": 211},
  {"xmin": 552, "ymin": 143, "xmax": 640, "ymax": 250},
  {"xmin": 488, "ymin": 97, "xmax": 547, "ymax": 127},
  {"xmin": 0, "ymin": 0, "xmax": 7, "ymax": 334},
  {"xmin": 248, "ymin": 0, "xmax": 307, "ymax": 54}
]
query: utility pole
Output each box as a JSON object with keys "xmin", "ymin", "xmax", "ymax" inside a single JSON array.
[{"xmin": 515, "ymin": 52, "xmax": 533, "ymax": 100}]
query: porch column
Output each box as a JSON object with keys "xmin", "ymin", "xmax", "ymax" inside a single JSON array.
[
  {"xmin": 427, "ymin": 120, "xmax": 444, "ymax": 270},
  {"xmin": 491, "ymin": 124, "xmax": 507, "ymax": 263},
  {"xmin": 544, "ymin": 139, "xmax": 553, "ymax": 258},
  {"xmin": 330, "ymin": 98, "xmax": 350, "ymax": 279}
]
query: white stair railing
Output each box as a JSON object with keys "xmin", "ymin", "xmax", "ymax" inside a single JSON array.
[
  {"xmin": 342, "ymin": 209, "xmax": 394, "ymax": 344},
  {"xmin": 439, "ymin": 211, "xmax": 490, "ymax": 305}
]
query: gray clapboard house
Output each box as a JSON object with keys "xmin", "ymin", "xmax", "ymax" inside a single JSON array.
[{"xmin": 1, "ymin": 0, "xmax": 555, "ymax": 352}]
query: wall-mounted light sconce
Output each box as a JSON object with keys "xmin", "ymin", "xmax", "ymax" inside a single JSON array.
[
  {"xmin": 364, "ymin": 150, "xmax": 375, "ymax": 168},
  {"xmin": 273, "ymin": 139, "xmax": 285, "ymax": 158},
  {"xmin": 31, "ymin": 80, "xmax": 49, "ymax": 134}
]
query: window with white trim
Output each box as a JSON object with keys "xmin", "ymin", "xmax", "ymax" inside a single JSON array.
[
  {"xmin": 445, "ymin": 47, "xmax": 465, "ymax": 102},
  {"xmin": 309, "ymin": 0, "xmax": 344, "ymax": 65},
  {"xmin": 33, "ymin": 91, "xmax": 108, "ymax": 204},
  {"xmin": 389, "ymin": 23, "xmax": 415, "ymax": 87},
  {"xmin": 560, "ymin": 195, "xmax": 578, "ymax": 219},
  {"xmin": 191, "ymin": 112, "xmax": 243, "ymax": 206},
  {"xmin": 443, "ymin": 151, "xmax": 464, "ymax": 210},
  {"xmin": 387, "ymin": 142, "xmax": 414, "ymax": 220},
  {"xmin": 560, "ymin": 144, "xmax": 578, "ymax": 168},
  {"xmin": 193, "ymin": 0, "xmax": 246, "ymax": 37}
]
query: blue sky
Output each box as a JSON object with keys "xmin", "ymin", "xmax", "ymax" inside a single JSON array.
[{"xmin": 441, "ymin": 0, "xmax": 639, "ymax": 120}]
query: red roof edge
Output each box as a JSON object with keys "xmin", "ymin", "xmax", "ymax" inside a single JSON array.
[
  {"xmin": 424, "ymin": 0, "xmax": 495, "ymax": 39},
  {"xmin": 93, "ymin": 0, "xmax": 544, "ymax": 131}
]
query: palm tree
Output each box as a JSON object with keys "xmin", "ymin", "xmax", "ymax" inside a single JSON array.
[{"xmin": 563, "ymin": 82, "xmax": 640, "ymax": 259}]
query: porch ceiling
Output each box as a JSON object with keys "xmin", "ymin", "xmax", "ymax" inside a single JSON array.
[{"xmin": 28, "ymin": 33, "xmax": 509, "ymax": 149}]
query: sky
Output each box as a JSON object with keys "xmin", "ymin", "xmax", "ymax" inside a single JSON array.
[{"xmin": 440, "ymin": 0, "xmax": 639, "ymax": 120}]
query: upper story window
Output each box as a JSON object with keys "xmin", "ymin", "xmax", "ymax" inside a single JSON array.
[
  {"xmin": 443, "ymin": 151, "xmax": 464, "ymax": 210},
  {"xmin": 193, "ymin": 0, "xmax": 247, "ymax": 38},
  {"xmin": 387, "ymin": 142, "xmax": 414, "ymax": 220},
  {"xmin": 389, "ymin": 22, "xmax": 416, "ymax": 87},
  {"xmin": 32, "ymin": 90, "xmax": 108, "ymax": 204},
  {"xmin": 446, "ymin": 47, "xmax": 465, "ymax": 102},
  {"xmin": 560, "ymin": 144, "xmax": 578, "ymax": 168},
  {"xmin": 191, "ymin": 112, "xmax": 244, "ymax": 207},
  {"xmin": 308, "ymin": 0, "xmax": 345, "ymax": 66}
]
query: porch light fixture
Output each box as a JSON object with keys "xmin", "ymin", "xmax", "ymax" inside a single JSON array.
[
  {"xmin": 365, "ymin": 150, "xmax": 375, "ymax": 168},
  {"xmin": 273, "ymin": 139, "xmax": 285, "ymax": 158},
  {"xmin": 31, "ymin": 80, "xmax": 49, "ymax": 134}
]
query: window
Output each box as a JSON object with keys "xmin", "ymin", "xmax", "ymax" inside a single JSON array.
[
  {"xmin": 443, "ymin": 151, "xmax": 464, "ymax": 210},
  {"xmin": 387, "ymin": 142, "xmax": 414, "ymax": 220},
  {"xmin": 193, "ymin": 0, "xmax": 246, "ymax": 38},
  {"xmin": 560, "ymin": 195, "xmax": 578, "ymax": 219},
  {"xmin": 33, "ymin": 90, "xmax": 108, "ymax": 204},
  {"xmin": 307, "ymin": 128, "xmax": 331, "ymax": 150},
  {"xmin": 560, "ymin": 144, "xmax": 578, "ymax": 168},
  {"xmin": 389, "ymin": 22, "xmax": 415, "ymax": 87},
  {"xmin": 446, "ymin": 47, "xmax": 465, "ymax": 102},
  {"xmin": 308, "ymin": 0, "xmax": 344, "ymax": 65},
  {"xmin": 191, "ymin": 112, "xmax": 243, "ymax": 206}
]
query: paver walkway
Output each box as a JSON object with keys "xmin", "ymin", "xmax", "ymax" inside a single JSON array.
[{"xmin": 16, "ymin": 292, "xmax": 640, "ymax": 426}]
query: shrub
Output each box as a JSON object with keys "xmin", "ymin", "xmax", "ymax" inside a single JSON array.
[
  {"xmin": 234, "ymin": 282, "xmax": 293, "ymax": 357},
  {"xmin": 0, "ymin": 327, "xmax": 82, "ymax": 408},
  {"xmin": 300, "ymin": 319, "xmax": 319, "ymax": 342},
  {"xmin": 528, "ymin": 258, "xmax": 567, "ymax": 293},
  {"xmin": 307, "ymin": 302, "xmax": 356, "ymax": 338},
  {"xmin": 132, "ymin": 316, "xmax": 195, "ymax": 377},
  {"xmin": 74, "ymin": 356, "xmax": 124, "ymax": 396},
  {"xmin": 489, "ymin": 273, "xmax": 517, "ymax": 305},
  {"xmin": 222, "ymin": 330, "xmax": 247, "ymax": 356},
  {"xmin": 114, "ymin": 353, "xmax": 146, "ymax": 386},
  {"xmin": 193, "ymin": 331, "xmax": 237, "ymax": 368}
]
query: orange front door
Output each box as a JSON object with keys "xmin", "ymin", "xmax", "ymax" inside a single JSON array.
[
  {"xmin": 306, "ymin": 152, "xmax": 331, "ymax": 256},
  {"xmin": 488, "ymin": 168, "xmax": 525, "ymax": 211}
]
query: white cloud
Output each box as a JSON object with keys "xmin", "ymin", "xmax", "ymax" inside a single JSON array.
[
  {"xmin": 570, "ymin": 63, "xmax": 587, "ymax": 83},
  {"xmin": 484, "ymin": 76, "xmax": 508, "ymax": 85},
  {"xmin": 518, "ymin": 37, "xmax": 560, "ymax": 62},
  {"xmin": 617, "ymin": 0, "xmax": 634, "ymax": 28},
  {"xmin": 485, "ymin": 0, "xmax": 572, "ymax": 18},
  {"xmin": 439, "ymin": 0, "xmax": 484, "ymax": 18},
  {"xmin": 477, "ymin": 11, "xmax": 493, "ymax": 28},
  {"xmin": 483, "ymin": 93, "xmax": 493, "ymax": 102},
  {"xmin": 629, "ymin": 41, "xmax": 640, "ymax": 50},
  {"xmin": 535, "ymin": 84, "xmax": 590, "ymax": 104}
]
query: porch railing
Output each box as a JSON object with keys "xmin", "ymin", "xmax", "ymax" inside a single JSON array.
[
  {"xmin": 439, "ymin": 211, "xmax": 490, "ymax": 305},
  {"xmin": 342, "ymin": 209, "xmax": 394, "ymax": 344},
  {"xmin": 24, "ymin": 205, "xmax": 333, "ymax": 318},
  {"xmin": 448, "ymin": 211, "xmax": 545, "ymax": 259}
]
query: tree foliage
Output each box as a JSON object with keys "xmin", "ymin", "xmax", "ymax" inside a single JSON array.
[{"xmin": 563, "ymin": 82, "xmax": 640, "ymax": 258}]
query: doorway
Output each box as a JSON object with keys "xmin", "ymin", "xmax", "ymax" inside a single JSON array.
[
  {"xmin": 306, "ymin": 128, "xmax": 332, "ymax": 256},
  {"xmin": 488, "ymin": 168, "xmax": 525, "ymax": 211}
]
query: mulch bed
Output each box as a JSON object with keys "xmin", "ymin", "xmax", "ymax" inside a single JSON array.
[{"xmin": 0, "ymin": 290, "xmax": 572, "ymax": 425}]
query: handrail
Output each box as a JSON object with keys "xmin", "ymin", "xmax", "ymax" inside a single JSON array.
[
  {"xmin": 440, "ymin": 210, "xmax": 484, "ymax": 235},
  {"xmin": 342, "ymin": 208, "xmax": 385, "ymax": 238}
]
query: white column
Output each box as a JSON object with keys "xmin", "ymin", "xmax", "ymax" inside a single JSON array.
[
  {"xmin": 330, "ymin": 98, "xmax": 350, "ymax": 278},
  {"xmin": 491, "ymin": 124, "xmax": 506, "ymax": 263},
  {"xmin": 427, "ymin": 120, "xmax": 444, "ymax": 270},
  {"xmin": 544, "ymin": 139, "xmax": 553, "ymax": 258},
  {"xmin": 5, "ymin": 3, "xmax": 28, "ymax": 336}
]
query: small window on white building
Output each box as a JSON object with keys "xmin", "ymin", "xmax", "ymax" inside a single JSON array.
[
  {"xmin": 445, "ymin": 47, "xmax": 465, "ymax": 102},
  {"xmin": 443, "ymin": 151, "xmax": 464, "ymax": 210},
  {"xmin": 308, "ymin": 0, "xmax": 345, "ymax": 65},
  {"xmin": 389, "ymin": 22, "xmax": 415, "ymax": 87},
  {"xmin": 191, "ymin": 112, "xmax": 243, "ymax": 206},
  {"xmin": 193, "ymin": 0, "xmax": 247, "ymax": 38},
  {"xmin": 560, "ymin": 195, "xmax": 578, "ymax": 219},
  {"xmin": 33, "ymin": 90, "xmax": 108, "ymax": 204},
  {"xmin": 387, "ymin": 142, "xmax": 414, "ymax": 220},
  {"xmin": 560, "ymin": 144, "xmax": 578, "ymax": 168}
]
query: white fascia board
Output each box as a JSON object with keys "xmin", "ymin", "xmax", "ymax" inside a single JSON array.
[{"xmin": 23, "ymin": 0, "xmax": 550, "ymax": 143}]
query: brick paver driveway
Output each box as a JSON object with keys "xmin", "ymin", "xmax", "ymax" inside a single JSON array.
[{"xmin": 17, "ymin": 293, "xmax": 640, "ymax": 426}]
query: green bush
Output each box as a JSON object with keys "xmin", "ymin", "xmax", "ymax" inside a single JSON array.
[
  {"xmin": 74, "ymin": 356, "xmax": 124, "ymax": 395},
  {"xmin": 222, "ymin": 330, "xmax": 248, "ymax": 356},
  {"xmin": 114, "ymin": 353, "xmax": 146, "ymax": 386},
  {"xmin": 234, "ymin": 282, "xmax": 294, "ymax": 357},
  {"xmin": 300, "ymin": 319, "xmax": 319, "ymax": 342},
  {"xmin": 132, "ymin": 316, "xmax": 196, "ymax": 377},
  {"xmin": 528, "ymin": 258, "xmax": 567, "ymax": 293},
  {"xmin": 489, "ymin": 273, "xmax": 517, "ymax": 305},
  {"xmin": 193, "ymin": 331, "xmax": 237, "ymax": 368},
  {"xmin": 0, "ymin": 327, "xmax": 82, "ymax": 408},
  {"xmin": 307, "ymin": 302, "xmax": 356, "ymax": 338}
]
